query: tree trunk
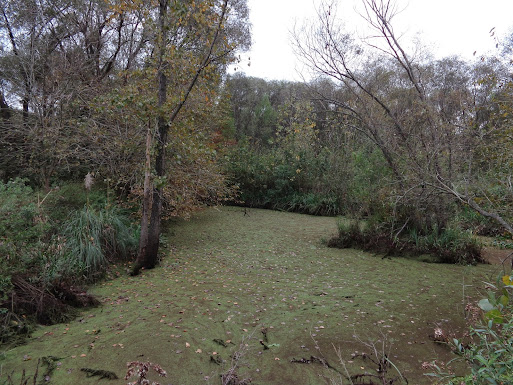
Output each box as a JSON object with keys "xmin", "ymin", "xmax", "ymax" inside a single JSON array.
[
  {"xmin": 0, "ymin": 93, "xmax": 11, "ymax": 121},
  {"xmin": 144, "ymin": 99, "xmax": 169, "ymax": 269},
  {"xmin": 131, "ymin": 0, "xmax": 230, "ymax": 275},
  {"xmin": 132, "ymin": 120, "xmax": 153, "ymax": 275},
  {"xmin": 131, "ymin": 0, "xmax": 168, "ymax": 276}
]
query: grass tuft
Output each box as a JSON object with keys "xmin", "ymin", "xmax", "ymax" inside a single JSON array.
[{"xmin": 64, "ymin": 206, "xmax": 138, "ymax": 275}]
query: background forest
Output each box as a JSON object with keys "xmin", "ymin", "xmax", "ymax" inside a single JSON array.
[{"xmin": 1, "ymin": 0, "xmax": 513, "ymax": 384}]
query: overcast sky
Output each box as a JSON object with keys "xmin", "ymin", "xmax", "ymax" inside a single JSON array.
[{"xmin": 230, "ymin": 0, "xmax": 513, "ymax": 81}]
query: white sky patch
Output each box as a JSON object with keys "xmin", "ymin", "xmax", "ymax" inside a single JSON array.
[{"xmin": 230, "ymin": 0, "xmax": 513, "ymax": 81}]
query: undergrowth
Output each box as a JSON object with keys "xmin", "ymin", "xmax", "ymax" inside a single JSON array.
[
  {"xmin": 0, "ymin": 179, "xmax": 137, "ymax": 346},
  {"xmin": 457, "ymin": 206, "xmax": 505, "ymax": 238},
  {"xmin": 328, "ymin": 218, "xmax": 484, "ymax": 265},
  {"xmin": 428, "ymin": 272, "xmax": 513, "ymax": 384}
]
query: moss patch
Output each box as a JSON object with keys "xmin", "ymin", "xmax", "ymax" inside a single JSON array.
[{"xmin": 0, "ymin": 207, "xmax": 499, "ymax": 384}]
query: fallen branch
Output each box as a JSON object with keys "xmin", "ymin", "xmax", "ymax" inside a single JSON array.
[
  {"xmin": 290, "ymin": 355, "xmax": 341, "ymax": 374},
  {"xmin": 80, "ymin": 368, "xmax": 119, "ymax": 380}
]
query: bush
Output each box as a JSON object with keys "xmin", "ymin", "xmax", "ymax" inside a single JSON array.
[
  {"xmin": 457, "ymin": 206, "xmax": 504, "ymax": 237},
  {"xmin": 43, "ymin": 182, "xmax": 112, "ymax": 223},
  {"xmin": 409, "ymin": 225, "xmax": 483, "ymax": 265},
  {"xmin": 328, "ymin": 218, "xmax": 398, "ymax": 255},
  {"xmin": 224, "ymin": 133, "xmax": 393, "ymax": 218},
  {"xmin": 224, "ymin": 140, "xmax": 346, "ymax": 215},
  {"xmin": 286, "ymin": 192, "xmax": 340, "ymax": 216},
  {"xmin": 0, "ymin": 179, "xmax": 52, "ymax": 259},
  {"xmin": 0, "ymin": 180, "xmax": 73, "ymax": 343},
  {"xmin": 0, "ymin": 179, "xmax": 136, "ymax": 345},
  {"xmin": 329, "ymin": 217, "xmax": 484, "ymax": 265}
]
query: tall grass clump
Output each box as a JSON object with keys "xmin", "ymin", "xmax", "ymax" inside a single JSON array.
[
  {"xmin": 329, "ymin": 214, "xmax": 484, "ymax": 265},
  {"xmin": 409, "ymin": 225, "xmax": 483, "ymax": 265},
  {"xmin": 64, "ymin": 205, "xmax": 138, "ymax": 275}
]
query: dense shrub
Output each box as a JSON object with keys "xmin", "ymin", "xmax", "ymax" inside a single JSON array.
[
  {"xmin": 0, "ymin": 179, "xmax": 52, "ymax": 258},
  {"xmin": 0, "ymin": 180, "xmax": 60, "ymax": 299},
  {"xmin": 327, "ymin": 219, "xmax": 395, "ymax": 253},
  {"xmin": 409, "ymin": 225, "xmax": 483, "ymax": 265},
  {"xmin": 0, "ymin": 179, "xmax": 137, "ymax": 345},
  {"xmin": 43, "ymin": 182, "xmax": 111, "ymax": 222},
  {"xmin": 0, "ymin": 179, "xmax": 68, "ymax": 342},
  {"xmin": 457, "ymin": 206, "xmax": 504, "ymax": 237},
  {"xmin": 224, "ymin": 137, "xmax": 389, "ymax": 217},
  {"xmin": 328, "ymin": 216, "xmax": 484, "ymax": 265},
  {"xmin": 286, "ymin": 192, "xmax": 340, "ymax": 216}
]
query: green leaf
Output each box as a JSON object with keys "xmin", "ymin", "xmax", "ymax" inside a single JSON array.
[
  {"xmin": 478, "ymin": 299, "xmax": 495, "ymax": 312},
  {"xmin": 485, "ymin": 309, "xmax": 504, "ymax": 324},
  {"xmin": 475, "ymin": 355, "xmax": 489, "ymax": 366},
  {"xmin": 498, "ymin": 295, "xmax": 509, "ymax": 307}
]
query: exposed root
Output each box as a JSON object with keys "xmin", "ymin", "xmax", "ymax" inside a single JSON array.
[{"xmin": 10, "ymin": 276, "xmax": 72, "ymax": 325}]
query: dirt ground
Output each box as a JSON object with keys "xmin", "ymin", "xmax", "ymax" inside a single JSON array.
[{"xmin": 481, "ymin": 247, "xmax": 513, "ymax": 267}]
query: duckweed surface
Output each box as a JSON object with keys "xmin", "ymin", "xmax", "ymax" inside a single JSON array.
[{"xmin": 0, "ymin": 207, "xmax": 500, "ymax": 384}]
